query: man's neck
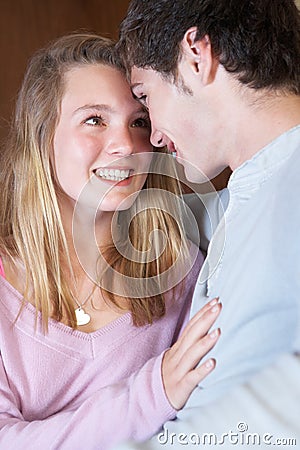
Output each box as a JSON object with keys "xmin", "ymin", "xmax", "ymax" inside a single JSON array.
[{"xmin": 228, "ymin": 94, "xmax": 300, "ymax": 170}]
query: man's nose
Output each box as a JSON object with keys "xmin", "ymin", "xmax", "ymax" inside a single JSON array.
[{"xmin": 150, "ymin": 128, "xmax": 168, "ymax": 148}]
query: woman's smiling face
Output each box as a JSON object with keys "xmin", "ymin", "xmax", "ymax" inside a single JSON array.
[{"xmin": 53, "ymin": 64, "xmax": 153, "ymax": 212}]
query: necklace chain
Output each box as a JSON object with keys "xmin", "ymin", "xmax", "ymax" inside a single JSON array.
[
  {"xmin": 71, "ymin": 284, "xmax": 96, "ymax": 326},
  {"xmin": 71, "ymin": 287, "xmax": 95, "ymax": 309}
]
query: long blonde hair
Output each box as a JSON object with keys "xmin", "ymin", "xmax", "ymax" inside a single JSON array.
[{"xmin": 0, "ymin": 32, "xmax": 190, "ymax": 330}]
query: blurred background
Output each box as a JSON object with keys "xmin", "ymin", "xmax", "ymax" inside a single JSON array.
[
  {"xmin": 0, "ymin": 0, "xmax": 130, "ymax": 143},
  {"xmin": 0, "ymin": 0, "xmax": 299, "ymax": 190}
]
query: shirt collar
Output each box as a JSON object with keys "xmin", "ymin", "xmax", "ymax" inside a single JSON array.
[{"xmin": 228, "ymin": 124, "xmax": 300, "ymax": 195}]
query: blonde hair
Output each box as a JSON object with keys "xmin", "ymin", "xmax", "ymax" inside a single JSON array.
[{"xmin": 0, "ymin": 32, "xmax": 190, "ymax": 330}]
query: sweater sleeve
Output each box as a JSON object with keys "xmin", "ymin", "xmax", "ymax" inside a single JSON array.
[{"xmin": 0, "ymin": 351, "xmax": 176, "ymax": 450}]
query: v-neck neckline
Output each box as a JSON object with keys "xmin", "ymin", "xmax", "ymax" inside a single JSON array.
[{"xmin": 0, "ymin": 275, "xmax": 139, "ymax": 359}]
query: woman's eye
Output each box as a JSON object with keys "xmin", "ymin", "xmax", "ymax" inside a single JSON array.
[
  {"xmin": 85, "ymin": 116, "xmax": 104, "ymax": 126},
  {"xmin": 132, "ymin": 117, "xmax": 151, "ymax": 128}
]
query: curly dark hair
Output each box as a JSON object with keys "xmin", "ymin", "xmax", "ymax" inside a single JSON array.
[{"xmin": 118, "ymin": 0, "xmax": 300, "ymax": 94}]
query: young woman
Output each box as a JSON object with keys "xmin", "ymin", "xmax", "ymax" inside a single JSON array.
[{"xmin": 0, "ymin": 33, "xmax": 221, "ymax": 449}]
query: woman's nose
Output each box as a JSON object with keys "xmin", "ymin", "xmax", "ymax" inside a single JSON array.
[{"xmin": 105, "ymin": 128, "xmax": 134, "ymax": 156}]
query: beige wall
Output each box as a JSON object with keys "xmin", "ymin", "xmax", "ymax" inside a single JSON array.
[
  {"xmin": 0, "ymin": 0, "xmax": 130, "ymax": 144},
  {"xmin": 1, "ymin": 0, "xmax": 299, "ymax": 146}
]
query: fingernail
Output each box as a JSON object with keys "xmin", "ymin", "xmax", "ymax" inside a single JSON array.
[
  {"xmin": 209, "ymin": 328, "xmax": 219, "ymax": 339},
  {"xmin": 205, "ymin": 359, "xmax": 214, "ymax": 369},
  {"xmin": 209, "ymin": 297, "xmax": 219, "ymax": 306},
  {"xmin": 211, "ymin": 303, "xmax": 221, "ymax": 313}
]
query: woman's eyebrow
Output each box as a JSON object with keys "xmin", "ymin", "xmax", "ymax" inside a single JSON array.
[
  {"xmin": 73, "ymin": 103, "xmax": 147, "ymax": 116},
  {"xmin": 73, "ymin": 104, "xmax": 115, "ymax": 115},
  {"xmin": 134, "ymin": 105, "xmax": 149, "ymax": 114}
]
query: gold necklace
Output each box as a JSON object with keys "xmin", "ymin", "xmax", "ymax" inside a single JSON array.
[{"xmin": 71, "ymin": 286, "xmax": 96, "ymax": 326}]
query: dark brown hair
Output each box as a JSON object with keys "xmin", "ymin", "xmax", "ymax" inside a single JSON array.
[{"xmin": 118, "ymin": 0, "xmax": 300, "ymax": 93}]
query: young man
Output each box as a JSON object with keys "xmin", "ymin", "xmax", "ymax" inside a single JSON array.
[{"xmin": 117, "ymin": 0, "xmax": 300, "ymax": 447}]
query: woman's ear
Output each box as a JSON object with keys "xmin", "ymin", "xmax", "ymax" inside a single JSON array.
[{"xmin": 180, "ymin": 27, "xmax": 217, "ymax": 85}]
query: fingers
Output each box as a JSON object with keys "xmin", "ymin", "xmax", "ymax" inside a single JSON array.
[
  {"xmin": 165, "ymin": 327, "xmax": 220, "ymax": 410},
  {"xmin": 182, "ymin": 357, "xmax": 216, "ymax": 394},
  {"xmin": 177, "ymin": 326, "xmax": 221, "ymax": 378},
  {"xmin": 187, "ymin": 297, "xmax": 220, "ymax": 327},
  {"xmin": 162, "ymin": 299, "xmax": 222, "ymax": 411},
  {"xmin": 173, "ymin": 299, "xmax": 222, "ymax": 361},
  {"xmin": 179, "ymin": 297, "xmax": 220, "ymax": 343}
]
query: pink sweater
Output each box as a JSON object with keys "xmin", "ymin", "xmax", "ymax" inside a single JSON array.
[{"xmin": 0, "ymin": 251, "xmax": 202, "ymax": 450}]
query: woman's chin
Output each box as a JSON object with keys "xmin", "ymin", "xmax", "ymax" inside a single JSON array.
[{"xmin": 97, "ymin": 192, "xmax": 139, "ymax": 212}]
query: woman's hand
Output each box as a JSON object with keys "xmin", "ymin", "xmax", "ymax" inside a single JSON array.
[{"xmin": 162, "ymin": 298, "xmax": 221, "ymax": 410}]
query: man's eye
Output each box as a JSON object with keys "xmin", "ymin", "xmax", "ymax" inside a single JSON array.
[
  {"xmin": 85, "ymin": 116, "xmax": 104, "ymax": 126},
  {"xmin": 132, "ymin": 117, "xmax": 151, "ymax": 128}
]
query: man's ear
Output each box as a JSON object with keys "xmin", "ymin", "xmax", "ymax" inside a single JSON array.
[{"xmin": 181, "ymin": 27, "xmax": 217, "ymax": 85}]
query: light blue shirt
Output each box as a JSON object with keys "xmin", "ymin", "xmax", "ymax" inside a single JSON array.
[
  {"xmin": 116, "ymin": 125, "xmax": 300, "ymax": 449},
  {"xmin": 185, "ymin": 125, "xmax": 300, "ymax": 407}
]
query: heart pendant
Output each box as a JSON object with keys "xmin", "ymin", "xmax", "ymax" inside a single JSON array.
[{"xmin": 75, "ymin": 307, "xmax": 91, "ymax": 326}]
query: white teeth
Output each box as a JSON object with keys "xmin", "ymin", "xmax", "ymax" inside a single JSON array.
[{"xmin": 95, "ymin": 168, "xmax": 131, "ymax": 181}]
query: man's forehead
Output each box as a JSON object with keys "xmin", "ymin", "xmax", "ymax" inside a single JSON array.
[{"xmin": 130, "ymin": 66, "xmax": 145, "ymax": 83}]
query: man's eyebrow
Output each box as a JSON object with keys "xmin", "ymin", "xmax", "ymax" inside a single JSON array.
[{"xmin": 73, "ymin": 104, "xmax": 115, "ymax": 115}]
